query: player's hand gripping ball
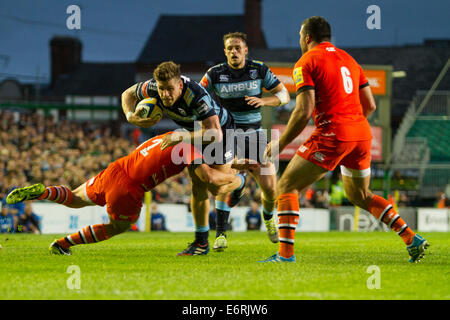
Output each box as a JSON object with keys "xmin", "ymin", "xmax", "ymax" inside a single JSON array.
[{"xmin": 135, "ymin": 98, "xmax": 163, "ymax": 123}]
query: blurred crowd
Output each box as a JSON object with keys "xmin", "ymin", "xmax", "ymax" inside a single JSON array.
[
  {"xmin": 0, "ymin": 110, "xmax": 131, "ymax": 197},
  {"xmin": 0, "ymin": 110, "xmax": 134, "ymax": 233}
]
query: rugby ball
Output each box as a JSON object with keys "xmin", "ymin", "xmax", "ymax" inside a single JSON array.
[{"xmin": 135, "ymin": 97, "xmax": 163, "ymax": 122}]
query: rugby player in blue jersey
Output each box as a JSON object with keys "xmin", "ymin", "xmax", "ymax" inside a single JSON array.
[
  {"xmin": 200, "ymin": 32, "xmax": 290, "ymax": 251},
  {"xmin": 122, "ymin": 61, "xmax": 243, "ymax": 255}
]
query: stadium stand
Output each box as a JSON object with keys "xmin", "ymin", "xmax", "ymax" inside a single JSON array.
[{"xmin": 407, "ymin": 118, "xmax": 450, "ymax": 162}]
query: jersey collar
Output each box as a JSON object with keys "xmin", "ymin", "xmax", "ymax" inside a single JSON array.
[{"xmin": 226, "ymin": 59, "xmax": 248, "ymax": 72}]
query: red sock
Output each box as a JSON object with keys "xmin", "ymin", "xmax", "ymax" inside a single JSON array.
[
  {"xmin": 57, "ymin": 224, "xmax": 111, "ymax": 249},
  {"xmin": 368, "ymin": 195, "xmax": 415, "ymax": 245},
  {"xmin": 277, "ymin": 193, "xmax": 300, "ymax": 259},
  {"xmin": 38, "ymin": 186, "xmax": 74, "ymax": 206}
]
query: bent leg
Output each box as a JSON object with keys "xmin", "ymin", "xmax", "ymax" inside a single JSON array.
[
  {"xmin": 341, "ymin": 168, "xmax": 416, "ymax": 245},
  {"xmin": 38, "ymin": 183, "xmax": 94, "ymax": 208},
  {"xmin": 55, "ymin": 215, "xmax": 132, "ymax": 251}
]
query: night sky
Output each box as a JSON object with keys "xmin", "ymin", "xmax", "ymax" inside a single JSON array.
[{"xmin": 0, "ymin": 0, "xmax": 448, "ymax": 83}]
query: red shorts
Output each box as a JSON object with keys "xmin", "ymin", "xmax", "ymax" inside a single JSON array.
[
  {"xmin": 296, "ymin": 132, "xmax": 371, "ymax": 172},
  {"xmin": 85, "ymin": 162, "xmax": 144, "ymax": 222}
]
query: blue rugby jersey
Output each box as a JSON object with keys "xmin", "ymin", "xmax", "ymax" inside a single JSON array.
[
  {"xmin": 200, "ymin": 60, "xmax": 280, "ymax": 128},
  {"xmin": 135, "ymin": 76, "xmax": 232, "ymax": 131}
]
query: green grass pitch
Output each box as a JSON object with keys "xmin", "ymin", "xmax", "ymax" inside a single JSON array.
[{"xmin": 0, "ymin": 231, "xmax": 448, "ymax": 300}]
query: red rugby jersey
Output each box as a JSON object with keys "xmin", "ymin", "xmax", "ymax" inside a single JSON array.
[
  {"xmin": 293, "ymin": 42, "xmax": 372, "ymax": 141},
  {"xmin": 115, "ymin": 132, "xmax": 203, "ymax": 190}
]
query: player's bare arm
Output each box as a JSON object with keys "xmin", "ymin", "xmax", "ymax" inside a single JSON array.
[
  {"xmin": 359, "ymin": 86, "xmax": 377, "ymax": 118},
  {"xmin": 194, "ymin": 164, "xmax": 241, "ymax": 196},
  {"xmin": 245, "ymin": 83, "xmax": 290, "ymax": 108},
  {"xmin": 160, "ymin": 115, "xmax": 222, "ymax": 150},
  {"xmin": 121, "ymin": 84, "xmax": 159, "ymax": 128},
  {"xmin": 265, "ymin": 89, "xmax": 315, "ymax": 159}
]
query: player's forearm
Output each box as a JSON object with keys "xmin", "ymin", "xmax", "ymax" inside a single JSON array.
[
  {"xmin": 360, "ymin": 86, "xmax": 377, "ymax": 118},
  {"xmin": 212, "ymin": 176, "xmax": 242, "ymax": 194},
  {"xmin": 195, "ymin": 165, "xmax": 240, "ymax": 194},
  {"xmin": 261, "ymin": 96, "xmax": 281, "ymax": 107},
  {"xmin": 279, "ymin": 111, "xmax": 309, "ymax": 150},
  {"xmin": 278, "ymin": 90, "xmax": 314, "ymax": 150},
  {"xmin": 267, "ymin": 85, "xmax": 290, "ymax": 107},
  {"xmin": 121, "ymin": 86, "xmax": 138, "ymax": 116},
  {"xmin": 207, "ymin": 173, "xmax": 242, "ymax": 195},
  {"xmin": 261, "ymin": 96, "xmax": 282, "ymax": 107}
]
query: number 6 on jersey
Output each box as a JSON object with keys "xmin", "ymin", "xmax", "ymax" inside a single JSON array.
[{"xmin": 341, "ymin": 66, "xmax": 353, "ymax": 94}]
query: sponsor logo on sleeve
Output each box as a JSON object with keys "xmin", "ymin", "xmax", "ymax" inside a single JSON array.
[{"xmin": 293, "ymin": 67, "xmax": 304, "ymax": 86}]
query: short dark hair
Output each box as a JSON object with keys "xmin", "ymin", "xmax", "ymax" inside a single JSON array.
[
  {"xmin": 153, "ymin": 61, "xmax": 181, "ymax": 82},
  {"xmin": 301, "ymin": 16, "xmax": 331, "ymax": 42},
  {"xmin": 223, "ymin": 32, "xmax": 248, "ymax": 47}
]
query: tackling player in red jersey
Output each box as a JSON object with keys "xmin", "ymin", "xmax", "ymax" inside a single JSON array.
[
  {"xmin": 6, "ymin": 132, "xmax": 242, "ymax": 256},
  {"xmin": 262, "ymin": 16, "xmax": 429, "ymax": 263}
]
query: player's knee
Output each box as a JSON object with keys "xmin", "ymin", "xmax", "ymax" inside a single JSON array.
[
  {"xmin": 191, "ymin": 184, "xmax": 209, "ymax": 199},
  {"xmin": 108, "ymin": 220, "xmax": 132, "ymax": 235},
  {"xmin": 276, "ymin": 176, "xmax": 294, "ymax": 196},
  {"xmin": 346, "ymin": 189, "xmax": 371, "ymax": 208}
]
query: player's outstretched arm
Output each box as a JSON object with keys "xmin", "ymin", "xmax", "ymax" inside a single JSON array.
[
  {"xmin": 359, "ymin": 86, "xmax": 377, "ymax": 118},
  {"xmin": 160, "ymin": 115, "xmax": 222, "ymax": 150},
  {"xmin": 121, "ymin": 84, "xmax": 159, "ymax": 128},
  {"xmin": 194, "ymin": 164, "xmax": 241, "ymax": 196}
]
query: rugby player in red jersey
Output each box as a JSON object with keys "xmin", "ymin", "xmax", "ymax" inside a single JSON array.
[
  {"xmin": 261, "ymin": 16, "xmax": 428, "ymax": 263},
  {"xmin": 6, "ymin": 132, "xmax": 242, "ymax": 256}
]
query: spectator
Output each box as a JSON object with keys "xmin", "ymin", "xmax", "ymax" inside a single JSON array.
[
  {"xmin": 398, "ymin": 192, "xmax": 410, "ymax": 208},
  {"xmin": 314, "ymin": 190, "xmax": 330, "ymax": 208},
  {"xmin": 435, "ymin": 191, "xmax": 448, "ymax": 208},
  {"xmin": 245, "ymin": 201, "xmax": 262, "ymax": 231},
  {"xmin": 18, "ymin": 202, "xmax": 41, "ymax": 234},
  {"xmin": 330, "ymin": 175, "xmax": 346, "ymax": 206},
  {"xmin": 0, "ymin": 205, "xmax": 15, "ymax": 233},
  {"xmin": 2, "ymin": 187, "xmax": 25, "ymax": 215},
  {"xmin": 151, "ymin": 203, "xmax": 167, "ymax": 231}
]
